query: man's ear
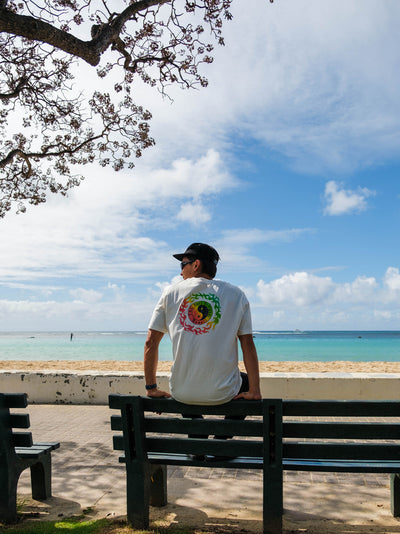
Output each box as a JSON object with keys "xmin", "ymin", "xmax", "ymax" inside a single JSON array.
[{"xmin": 193, "ymin": 259, "xmax": 201, "ymax": 272}]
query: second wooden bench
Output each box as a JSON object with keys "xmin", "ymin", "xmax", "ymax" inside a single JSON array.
[{"xmin": 0, "ymin": 392, "xmax": 60, "ymax": 523}]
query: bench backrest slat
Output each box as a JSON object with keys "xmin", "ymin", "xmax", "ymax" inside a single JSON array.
[
  {"xmin": 10, "ymin": 413, "xmax": 30, "ymax": 429},
  {"xmin": 109, "ymin": 395, "xmax": 264, "ymax": 416},
  {"xmin": 284, "ymin": 422, "xmax": 400, "ymax": 440},
  {"xmin": 146, "ymin": 437, "xmax": 262, "ymax": 457},
  {"xmin": 12, "ymin": 432, "xmax": 33, "ymax": 447},
  {"xmin": 145, "ymin": 417, "xmax": 263, "ymax": 437},
  {"xmin": 283, "ymin": 400, "xmax": 400, "ymax": 417},
  {"xmin": 141, "ymin": 397, "xmax": 264, "ymax": 416},
  {"xmin": 1, "ymin": 393, "xmax": 28, "ymax": 409},
  {"xmin": 110, "ymin": 414, "xmax": 123, "ymax": 431},
  {"xmin": 112, "ymin": 415, "xmax": 263, "ymax": 439}
]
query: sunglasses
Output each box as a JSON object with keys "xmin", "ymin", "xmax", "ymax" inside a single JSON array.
[{"xmin": 180, "ymin": 260, "xmax": 195, "ymax": 269}]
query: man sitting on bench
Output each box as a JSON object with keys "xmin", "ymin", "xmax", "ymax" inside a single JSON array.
[{"xmin": 143, "ymin": 242, "xmax": 262, "ymax": 456}]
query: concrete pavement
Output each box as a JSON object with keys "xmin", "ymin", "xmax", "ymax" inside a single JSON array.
[{"xmin": 15, "ymin": 404, "xmax": 400, "ymax": 533}]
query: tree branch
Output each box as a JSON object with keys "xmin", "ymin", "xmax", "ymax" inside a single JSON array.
[
  {"xmin": 0, "ymin": 0, "xmax": 170, "ymax": 66},
  {"xmin": 0, "ymin": 74, "xmax": 28, "ymax": 99}
]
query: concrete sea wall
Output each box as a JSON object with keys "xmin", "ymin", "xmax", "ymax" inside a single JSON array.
[{"xmin": 1, "ymin": 370, "xmax": 400, "ymax": 404}]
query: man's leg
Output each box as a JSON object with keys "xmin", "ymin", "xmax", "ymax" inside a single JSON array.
[
  {"xmin": 184, "ymin": 414, "xmax": 207, "ymax": 460},
  {"xmin": 185, "ymin": 414, "xmax": 207, "ymax": 439},
  {"xmin": 214, "ymin": 372, "xmax": 249, "ymax": 440}
]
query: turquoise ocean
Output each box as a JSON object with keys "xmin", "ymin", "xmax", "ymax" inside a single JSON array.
[{"xmin": 1, "ymin": 331, "xmax": 400, "ymax": 362}]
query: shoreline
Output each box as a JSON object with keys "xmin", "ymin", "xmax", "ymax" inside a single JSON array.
[{"xmin": 2, "ymin": 360, "xmax": 400, "ymax": 373}]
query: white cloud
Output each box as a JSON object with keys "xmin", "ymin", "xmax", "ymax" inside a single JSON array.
[
  {"xmin": 256, "ymin": 271, "xmax": 389, "ymax": 310},
  {"xmin": 323, "ymin": 181, "xmax": 375, "ymax": 215},
  {"xmin": 176, "ymin": 202, "xmax": 211, "ymax": 225},
  {"xmin": 144, "ymin": 149, "xmax": 236, "ymax": 199},
  {"xmin": 384, "ymin": 267, "xmax": 400, "ymax": 291},
  {"xmin": 334, "ymin": 276, "xmax": 378, "ymax": 303},
  {"xmin": 0, "ymin": 295, "xmax": 157, "ymax": 331},
  {"xmin": 250, "ymin": 267, "xmax": 400, "ymax": 330},
  {"xmin": 374, "ymin": 310, "xmax": 394, "ymax": 320},
  {"xmin": 69, "ymin": 288, "xmax": 103, "ymax": 304},
  {"xmin": 258, "ymin": 272, "xmax": 334, "ymax": 307}
]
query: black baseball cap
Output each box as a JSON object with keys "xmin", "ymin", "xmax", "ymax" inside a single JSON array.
[{"xmin": 173, "ymin": 243, "xmax": 220, "ymax": 265}]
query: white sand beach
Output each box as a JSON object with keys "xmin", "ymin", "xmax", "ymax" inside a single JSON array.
[{"xmin": 2, "ymin": 360, "xmax": 400, "ymax": 373}]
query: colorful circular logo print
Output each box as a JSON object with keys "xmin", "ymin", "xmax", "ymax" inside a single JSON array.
[
  {"xmin": 188, "ymin": 301, "xmax": 213, "ymax": 325},
  {"xmin": 179, "ymin": 292, "xmax": 221, "ymax": 335}
]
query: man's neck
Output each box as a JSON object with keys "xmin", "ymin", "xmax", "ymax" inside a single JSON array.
[{"xmin": 193, "ymin": 274, "xmax": 212, "ymax": 280}]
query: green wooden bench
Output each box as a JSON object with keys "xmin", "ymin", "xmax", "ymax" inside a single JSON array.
[
  {"xmin": 0, "ymin": 392, "xmax": 60, "ymax": 523},
  {"xmin": 109, "ymin": 395, "xmax": 400, "ymax": 534},
  {"xmin": 109, "ymin": 394, "xmax": 282, "ymax": 534}
]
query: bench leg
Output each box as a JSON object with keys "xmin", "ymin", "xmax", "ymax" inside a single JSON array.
[
  {"xmin": 0, "ymin": 469, "xmax": 18, "ymax": 523},
  {"xmin": 150, "ymin": 464, "xmax": 167, "ymax": 507},
  {"xmin": 126, "ymin": 462, "xmax": 151, "ymax": 528},
  {"xmin": 263, "ymin": 399, "xmax": 283, "ymax": 534},
  {"xmin": 391, "ymin": 474, "xmax": 400, "ymax": 516},
  {"xmin": 263, "ymin": 470, "xmax": 283, "ymax": 534},
  {"xmin": 30, "ymin": 454, "xmax": 52, "ymax": 501}
]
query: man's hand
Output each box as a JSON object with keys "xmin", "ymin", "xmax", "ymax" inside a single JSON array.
[
  {"xmin": 146, "ymin": 388, "xmax": 171, "ymax": 398},
  {"xmin": 234, "ymin": 390, "xmax": 262, "ymax": 400},
  {"xmin": 238, "ymin": 334, "xmax": 262, "ymax": 401}
]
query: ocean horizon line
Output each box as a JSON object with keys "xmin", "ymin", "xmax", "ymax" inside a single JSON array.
[{"xmin": 1, "ymin": 329, "xmax": 400, "ymax": 334}]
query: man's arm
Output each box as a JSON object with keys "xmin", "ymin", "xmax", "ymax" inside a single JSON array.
[
  {"xmin": 144, "ymin": 328, "xmax": 171, "ymax": 398},
  {"xmin": 235, "ymin": 333, "xmax": 262, "ymax": 400}
]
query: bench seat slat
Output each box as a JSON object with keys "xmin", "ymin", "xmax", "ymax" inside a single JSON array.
[
  {"xmin": 33, "ymin": 441, "xmax": 61, "ymax": 450},
  {"xmin": 15, "ymin": 445, "xmax": 56, "ymax": 457},
  {"xmin": 117, "ymin": 452, "xmax": 264, "ymax": 469},
  {"xmin": 149, "ymin": 452, "xmax": 264, "ymax": 468},
  {"xmin": 284, "ymin": 458, "xmax": 400, "ymax": 473},
  {"xmin": 283, "ymin": 442, "xmax": 400, "ymax": 461},
  {"xmin": 116, "ymin": 453, "xmax": 400, "ymax": 473},
  {"xmin": 284, "ymin": 422, "xmax": 400, "ymax": 440}
]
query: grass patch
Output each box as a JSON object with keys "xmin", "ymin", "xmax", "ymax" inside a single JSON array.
[
  {"xmin": 0, "ymin": 519, "xmax": 219, "ymax": 534},
  {"xmin": 1, "ymin": 517, "xmax": 110, "ymax": 534}
]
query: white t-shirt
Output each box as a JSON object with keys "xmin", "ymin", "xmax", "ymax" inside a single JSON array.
[{"xmin": 148, "ymin": 277, "xmax": 253, "ymax": 405}]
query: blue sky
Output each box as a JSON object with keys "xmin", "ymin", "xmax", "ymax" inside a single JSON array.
[{"xmin": 1, "ymin": 0, "xmax": 400, "ymax": 331}]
